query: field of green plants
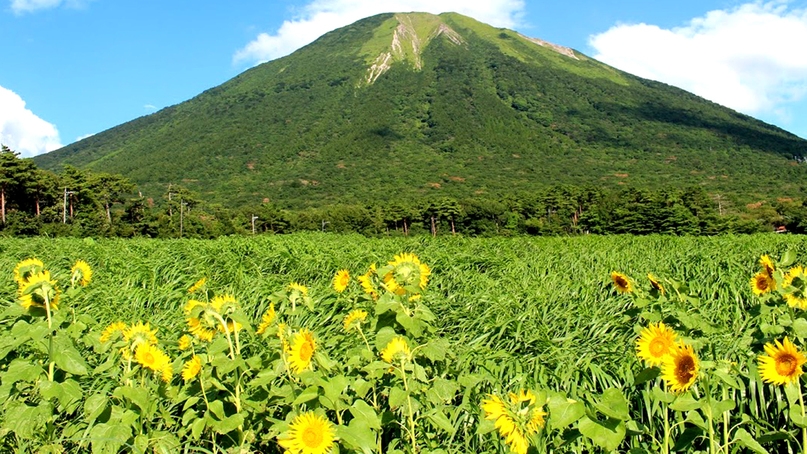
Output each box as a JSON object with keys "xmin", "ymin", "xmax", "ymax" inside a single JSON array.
[{"xmin": 3, "ymin": 233, "xmax": 807, "ymax": 453}]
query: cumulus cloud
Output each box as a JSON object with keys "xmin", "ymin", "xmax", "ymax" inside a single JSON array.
[
  {"xmin": 0, "ymin": 85, "xmax": 62, "ymax": 158},
  {"xmin": 588, "ymin": 1, "xmax": 807, "ymax": 120},
  {"xmin": 10, "ymin": 0, "xmax": 94, "ymax": 14},
  {"xmin": 233, "ymin": 0, "xmax": 525, "ymax": 65}
]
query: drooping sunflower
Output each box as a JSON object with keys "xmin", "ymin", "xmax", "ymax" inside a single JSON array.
[
  {"xmin": 381, "ymin": 336, "xmax": 411, "ymax": 363},
  {"xmin": 134, "ymin": 343, "xmax": 172, "ymax": 382},
  {"xmin": 187, "ymin": 317, "xmax": 217, "ymax": 342},
  {"xmin": 661, "ymin": 342, "xmax": 699, "ymax": 392},
  {"xmin": 482, "ymin": 390, "xmax": 546, "ymax": 454},
  {"xmin": 13, "ymin": 258, "xmax": 44, "ymax": 285},
  {"xmin": 751, "ymin": 271, "xmax": 776, "ymax": 296},
  {"xmin": 383, "ymin": 253, "xmax": 430, "ymax": 295},
  {"xmin": 277, "ymin": 411, "xmax": 336, "ymax": 454},
  {"xmin": 288, "ymin": 282, "xmax": 309, "ymax": 296},
  {"xmin": 610, "ymin": 271, "xmax": 632, "ymax": 294},
  {"xmin": 210, "ymin": 294, "xmax": 239, "ymax": 315},
  {"xmin": 70, "ymin": 260, "xmax": 92, "ymax": 287},
  {"xmin": 18, "ymin": 270, "xmax": 60, "ymax": 311},
  {"xmin": 760, "ymin": 254, "xmax": 776, "ymax": 276},
  {"xmin": 100, "ymin": 321, "xmax": 127, "ymax": 343},
  {"xmin": 256, "ymin": 303, "xmax": 277, "ymax": 335},
  {"xmin": 758, "ymin": 337, "xmax": 806, "ymax": 386},
  {"xmin": 343, "ymin": 309, "xmax": 368, "ymax": 332},
  {"xmin": 358, "ymin": 264, "xmax": 379, "ymax": 300},
  {"xmin": 182, "ymin": 355, "xmax": 202, "ymax": 382},
  {"xmin": 178, "ymin": 334, "xmax": 192, "ymax": 351},
  {"xmin": 288, "ymin": 329, "xmax": 316, "ymax": 374},
  {"xmin": 188, "ymin": 277, "xmax": 207, "ymax": 294},
  {"xmin": 647, "ymin": 273, "xmax": 665, "ymax": 295},
  {"xmin": 784, "ymin": 266, "xmax": 807, "ymax": 309},
  {"xmin": 636, "ymin": 322, "xmax": 678, "ymax": 367},
  {"xmin": 123, "ymin": 321, "xmax": 159, "ymax": 348},
  {"xmin": 332, "ymin": 269, "xmax": 350, "ymax": 293}
]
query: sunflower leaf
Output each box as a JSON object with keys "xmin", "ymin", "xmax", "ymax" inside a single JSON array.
[
  {"xmin": 578, "ymin": 416, "xmax": 626, "ymax": 452},
  {"xmin": 547, "ymin": 393, "xmax": 586, "ymax": 430},
  {"xmin": 336, "ymin": 418, "xmax": 376, "ymax": 454},
  {"xmin": 733, "ymin": 428, "xmax": 770, "ymax": 454}
]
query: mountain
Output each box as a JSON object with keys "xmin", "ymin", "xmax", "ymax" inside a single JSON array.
[{"xmin": 35, "ymin": 12, "xmax": 807, "ymax": 208}]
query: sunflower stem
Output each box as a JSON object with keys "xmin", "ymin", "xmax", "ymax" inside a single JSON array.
[
  {"xmin": 400, "ymin": 358, "xmax": 417, "ymax": 453},
  {"xmin": 357, "ymin": 325, "xmax": 373, "ymax": 353},
  {"xmin": 662, "ymin": 381, "xmax": 670, "ymax": 454},
  {"xmin": 44, "ymin": 290, "xmax": 55, "ymax": 381},
  {"xmin": 799, "ymin": 389, "xmax": 806, "ymax": 454}
]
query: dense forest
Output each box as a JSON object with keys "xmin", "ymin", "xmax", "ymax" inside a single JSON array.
[{"xmin": 5, "ymin": 145, "xmax": 806, "ymax": 238}]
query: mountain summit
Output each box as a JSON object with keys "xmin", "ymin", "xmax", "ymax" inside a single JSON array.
[{"xmin": 36, "ymin": 12, "xmax": 807, "ymax": 207}]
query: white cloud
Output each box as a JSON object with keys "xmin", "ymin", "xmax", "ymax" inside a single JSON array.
[
  {"xmin": 588, "ymin": 1, "xmax": 807, "ymax": 121},
  {"xmin": 233, "ymin": 0, "xmax": 525, "ymax": 65},
  {"xmin": 10, "ymin": 0, "xmax": 94, "ymax": 14},
  {"xmin": 144, "ymin": 104, "xmax": 157, "ymax": 110},
  {"xmin": 0, "ymin": 85, "xmax": 62, "ymax": 158}
]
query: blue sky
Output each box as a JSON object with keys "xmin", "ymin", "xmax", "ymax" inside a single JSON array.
[{"xmin": 2, "ymin": 0, "xmax": 807, "ymax": 157}]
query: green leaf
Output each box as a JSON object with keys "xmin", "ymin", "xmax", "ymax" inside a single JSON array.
[
  {"xmin": 389, "ymin": 387, "xmax": 409, "ymax": 409},
  {"xmin": 593, "ymin": 388, "xmax": 629, "ymax": 421},
  {"xmin": 632, "ymin": 367, "xmax": 660, "ymax": 386},
  {"xmin": 713, "ymin": 369, "xmax": 741, "ymax": 389},
  {"xmin": 210, "ymin": 412, "xmax": 244, "ymax": 434},
  {"xmin": 3, "ymin": 402, "xmax": 50, "ymax": 439},
  {"xmin": 426, "ymin": 408, "xmax": 456, "ymax": 435},
  {"xmin": 208, "ymin": 400, "xmax": 225, "ymax": 420},
  {"xmin": 669, "ymin": 393, "xmax": 702, "ymax": 412},
  {"xmin": 733, "ymin": 428, "xmax": 770, "ymax": 454},
  {"xmin": 578, "ymin": 416, "xmax": 626, "ymax": 452},
  {"xmin": 2, "ymin": 359, "xmax": 44, "ymax": 384},
  {"xmin": 710, "ymin": 399, "xmax": 735, "ymax": 415},
  {"xmin": 191, "ymin": 417, "xmax": 206, "ymax": 440},
  {"xmin": 791, "ymin": 409, "xmax": 807, "ymax": 428},
  {"xmin": 85, "ymin": 393, "xmax": 108, "ymax": 424},
  {"xmin": 133, "ymin": 434, "xmax": 149, "ymax": 453},
  {"xmin": 41, "ymin": 379, "xmax": 83, "ymax": 410},
  {"xmin": 52, "ymin": 333, "xmax": 89, "ymax": 375},
  {"xmin": 113, "ymin": 386, "xmax": 151, "ymax": 415},
  {"xmin": 672, "ymin": 425, "xmax": 703, "ymax": 451},
  {"xmin": 349, "ymin": 399, "xmax": 381, "ymax": 430},
  {"xmin": 793, "ymin": 318, "xmax": 807, "ymax": 338},
  {"xmin": 781, "ymin": 250, "xmax": 797, "ymax": 267},
  {"xmin": 547, "ymin": 394, "xmax": 586, "ymax": 430},
  {"xmin": 396, "ymin": 310, "xmax": 424, "ymax": 337},
  {"xmin": 293, "ymin": 386, "xmax": 320, "ymax": 405},
  {"xmin": 421, "ymin": 338, "xmax": 450, "ymax": 362},
  {"xmin": 337, "ymin": 418, "xmax": 377, "ymax": 454},
  {"xmin": 374, "ymin": 326, "xmax": 397, "ymax": 351},
  {"xmin": 426, "ymin": 378, "xmax": 459, "ymax": 405},
  {"xmin": 321, "ymin": 375, "xmax": 349, "ymax": 406},
  {"xmin": 89, "ymin": 422, "xmax": 131, "ymax": 454}
]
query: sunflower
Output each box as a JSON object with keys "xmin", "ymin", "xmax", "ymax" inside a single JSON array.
[
  {"xmin": 187, "ymin": 317, "xmax": 217, "ymax": 342},
  {"xmin": 134, "ymin": 343, "xmax": 172, "ymax": 382},
  {"xmin": 277, "ymin": 411, "xmax": 336, "ymax": 454},
  {"xmin": 758, "ymin": 337, "xmax": 806, "ymax": 386},
  {"xmin": 647, "ymin": 273, "xmax": 665, "ymax": 295},
  {"xmin": 288, "ymin": 329, "xmax": 316, "ymax": 374},
  {"xmin": 18, "ymin": 270, "xmax": 60, "ymax": 311},
  {"xmin": 182, "ymin": 355, "xmax": 202, "ymax": 382},
  {"xmin": 751, "ymin": 271, "xmax": 776, "ymax": 296},
  {"xmin": 482, "ymin": 390, "xmax": 545, "ymax": 454},
  {"xmin": 188, "ymin": 277, "xmax": 207, "ymax": 294},
  {"xmin": 636, "ymin": 322, "xmax": 677, "ymax": 367},
  {"xmin": 784, "ymin": 266, "xmax": 807, "ymax": 309},
  {"xmin": 383, "ymin": 253, "xmax": 430, "ymax": 295},
  {"xmin": 381, "ymin": 336, "xmax": 411, "ymax": 363},
  {"xmin": 123, "ymin": 321, "xmax": 159, "ymax": 348},
  {"xmin": 760, "ymin": 254, "xmax": 776, "ymax": 276},
  {"xmin": 256, "ymin": 303, "xmax": 277, "ymax": 335},
  {"xmin": 100, "ymin": 321, "xmax": 127, "ymax": 343},
  {"xmin": 288, "ymin": 282, "xmax": 309, "ymax": 296},
  {"xmin": 219, "ymin": 319, "xmax": 242, "ymax": 335},
  {"xmin": 178, "ymin": 334, "xmax": 192, "ymax": 351},
  {"xmin": 610, "ymin": 271, "xmax": 632, "ymax": 294},
  {"xmin": 358, "ymin": 264, "xmax": 379, "ymax": 300},
  {"xmin": 343, "ymin": 309, "xmax": 368, "ymax": 332},
  {"xmin": 332, "ymin": 269, "xmax": 350, "ymax": 293},
  {"xmin": 70, "ymin": 260, "xmax": 92, "ymax": 287},
  {"xmin": 661, "ymin": 342, "xmax": 699, "ymax": 392},
  {"xmin": 13, "ymin": 258, "xmax": 44, "ymax": 285},
  {"xmin": 210, "ymin": 294, "xmax": 239, "ymax": 315}
]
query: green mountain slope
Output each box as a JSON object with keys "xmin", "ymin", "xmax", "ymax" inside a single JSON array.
[{"xmin": 35, "ymin": 12, "xmax": 807, "ymax": 208}]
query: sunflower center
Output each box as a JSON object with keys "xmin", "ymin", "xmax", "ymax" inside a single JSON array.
[
  {"xmin": 675, "ymin": 356, "xmax": 695, "ymax": 384},
  {"xmin": 615, "ymin": 276, "xmax": 628, "ymax": 288},
  {"xmin": 302, "ymin": 426, "xmax": 323, "ymax": 448},
  {"xmin": 776, "ymin": 353, "xmax": 798, "ymax": 377},
  {"xmin": 142, "ymin": 352, "xmax": 155, "ymax": 365},
  {"xmin": 300, "ymin": 341, "xmax": 314, "ymax": 361},
  {"xmin": 756, "ymin": 277, "xmax": 769, "ymax": 291},
  {"xmin": 649, "ymin": 338, "xmax": 668, "ymax": 357}
]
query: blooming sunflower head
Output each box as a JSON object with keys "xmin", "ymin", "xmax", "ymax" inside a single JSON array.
[
  {"xmin": 332, "ymin": 269, "xmax": 350, "ymax": 293},
  {"xmin": 277, "ymin": 411, "xmax": 336, "ymax": 454},
  {"xmin": 70, "ymin": 260, "xmax": 92, "ymax": 287},
  {"xmin": 13, "ymin": 258, "xmax": 44, "ymax": 285},
  {"xmin": 784, "ymin": 266, "xmax": 807, "ymax": 309},
  {"xmin": 358, "ymin": 264, "xmax": 379, "ymax": 300},
  {"xmin": 210, "ymin": 294, "xmax": 239, "ymax": 315},
  {"xmin": 647, "ymin": 273, "xmax": 665, "ymax": 295},
  {"xmin": 343, "ymin": 309, "xmax": 368, "ymax": 332},
  {"xmin": 381, "ymin": 336, "xmax": 411, "ymax": 364},
  {"xmin": 178, "ymin": 334, "xmax": 192, "ymax": 351},
  {"xmin": 482, "ymin": 390, "xmax": 545, "ymax": 454},
  {"xmin": 661, "ymin": 342, "xmax": 699, "ymax": 392},
  {"xmin": 18, "ymin": 270, "xmax": 60, "ymax": 311},
  {"xmin": 383, "ymin": 253, "xmax": 430, "ymax": 296},
  {"xmin": 187, "ymin": 317, "xmax": 217, "ymax": 342},
  {"xmin": 188, "ymin": 277, "xmax": 207, "ymax": 294},
  {"xmin": 288, "ymin": 282, "xmax": 308, "ymax": 296},
  {"xmin": 100, "ymin": 321, "xmax": 127, "ymax": 343},
  {"xmin": 758, "ymin": 337, "xmax": 806, "ymax": 386},
  {"xmin": 636, "ymin": 322, "xmax": 678, "ymax": 367},
  {"xmin": 287, "ymin": 329, "xmax": 316, "ymax": 374},
  {"xmin": 751, "ymin": 271, "xmax": 776, "ymax": 296},
  {"xmin": 610, "ymin": 271, "xmax": 632, "ymax": 294},
  {"xmin": 124, "ymin": 321, "xmax": 159, "ymax": 348},
  {"xmin": 182, "ymin": 355, "xmax": 202, "ymax": 382},
  {"xmin": 760, "ymin": 255, "xmax": 776, "ymax": 276},
  {"xmin": 255, "ymin": 303, "xmax": 277, "ymax": 335},
  {"xmin": 134, "ymin": 343, "xmax": 172, "ymax": 382}
]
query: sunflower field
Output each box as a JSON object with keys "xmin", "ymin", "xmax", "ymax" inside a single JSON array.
[{"xmin": 3, "ymin": 233, "xmax": 807, "ymax": 453}]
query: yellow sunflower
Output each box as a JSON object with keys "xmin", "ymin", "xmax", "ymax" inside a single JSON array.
[
  {"xmin": 187, "ymin": 317, "xmax": 217, "ymax": 342},
  {"xmin": 758, "ymin": 337, "xmax": 806, "ymax": 386},
  {"xmin": 610, "ymin": 271, "xmax": 632, "ymax": 294},
  {"xmin": 18, "ymin": 270, "xmax": 60, "ymax": 311},
  {"xmin": 784, "ymin": 266, "xmax": 807, "ymax": 309},
  {"xmin": 134, "ymin": 343, "xmax": 172, "ymax": 382},
  {"xmin": 647, "ymin": 273, "xmax": 665, "ymax": 295},
  {"xmin": 178, "ymin": 334, "xmax": 192, "ymax": 351},
  {"xmin": 277, "ymin": 411, "xmax": 336, "ymax": 454},
  {"xmin": 256, "ymin": 303, "xmax": 277, "ymax": 335},
  {"xmin": 288, "ymin": 282, "xmax": 309, "ymax": 296},
  {"xmin": 343, "ymin": 309, "xmax": 368, "ymax": 332},
  {"xmin": 288, "ymin": 329, "xmax": 316, "ymax": 374},
  {"xmin": 70, "ymin": 260, "xmax": 92, "ymax": 287},
  {"xmin": 333, "ymin": 269, "xmax": 350, "ymax": 293},
  {"xmin": 760, "ymin": 254, "xmax": 776, "ymax": 276},
  {"xmin": 482, "ymin": 390, "xmax": 545, "ymax": 454},
  {"xmin": 358, "ymin": 264, "xmax": 379, "ymax": 300},
  {"xmin": 100, "ymin": 321, "xmax": 127, "ymax": 343},
  {"xmin": 383, "ymin": 253, "xmax": 430, "ymax": 295},
  {"xmin": 123, "ymin": 321, "xmax": 159, "ymax": 348},
  {"xmin": 210, "ymin": 294, "xmax": 239, "ymax": 314},
  {"xmin": 188, "ymin": 277, "xmax": 207, "ymax": 294},
  {"xmin": 661, "ymin": 342, "xmax": 699, "ymax": 392},
  {"xmin": 751, "ymin": 271, "xmax": 776, "ymax": 296},
  {"xmin": 381, "ymin": 336, "xmax": 411, "ymax": 363},
  {"xmin": 13, "ymin": 258, "xmax": 44, "ymax": 285},
  {"xmin": 636, "ymin": 322, "xmax": 678, "ymax": 367},
  {"xmin": 182, "ymin": 355, "xmax": 202, "ymax": 382}
]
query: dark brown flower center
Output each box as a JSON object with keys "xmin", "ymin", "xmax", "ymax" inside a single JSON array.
[
  {"xmin": 675, "ymin": 356, "xmax": 695, "ymax": 384},
  {"xmin": 776, "ymin": 353, "xmax": 798, "ymax": 377}
]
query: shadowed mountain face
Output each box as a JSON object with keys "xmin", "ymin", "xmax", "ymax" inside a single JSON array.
[{"xmin": 35, "ymin": 12, "xmax": 807, "ymax": 208}]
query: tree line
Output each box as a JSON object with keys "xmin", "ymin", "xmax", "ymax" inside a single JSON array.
[{"xmin": 2, "ymin": 144, "xmax": 804, "ymax": 238}]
